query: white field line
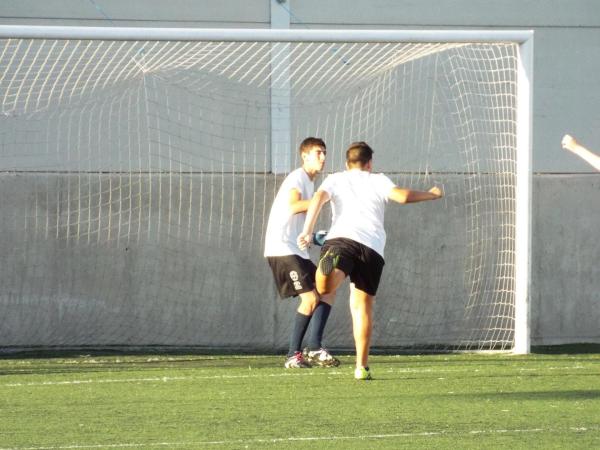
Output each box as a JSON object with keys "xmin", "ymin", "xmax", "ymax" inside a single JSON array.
[
  {"xmin": 1, "ymin": 371, "xmax": 344, "ymax": 387},
  {"xmin": 1, "ymin": 427, "xmax": 598, "ymax": 450},
  {"xmin": 1, "ymin": 364, "xmax": 594, "ymax": 388}
]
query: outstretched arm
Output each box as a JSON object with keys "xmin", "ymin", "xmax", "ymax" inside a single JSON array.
[
  {"xmin": 562, "ymin": 134, "xmax": 600, "ymax": 171},
  {"xmin": 388, "ymin": 186, "xmax": 443, "ymax": 204},
  {"xmin": 297, "ymin": 190, "xmax": 330, "ymax": 250}
]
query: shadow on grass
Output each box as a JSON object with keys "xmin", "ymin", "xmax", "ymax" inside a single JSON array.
[
  {"xmin": 0, "ymin": 345, "xmax": 287, "ymax": 360},
  {"xmin": 531, "ymin": 344, "xmax": 600, "ymax": 354},
  {"xmin": 3, "ymin": 343, "xmax": 599, "ymax": 359},
  {"xmin": 446, "ymin": 389, "xmax": 600, "ymax": 401},
  {"xmin": 0, "ymin": 347, "xmax": 288, "ymax": 376}
]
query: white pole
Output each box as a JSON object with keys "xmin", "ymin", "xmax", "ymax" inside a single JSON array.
[
  {"xmin": 0, "ymin": 25, "xmax": 534, "ymax": 44},
  {"xmin": 513, "ymin": 33, "xmax": 534, "ymax": 354},
  {"xmin": 270, "ymin": 0, "xmax": 292, "ymax": 174}
]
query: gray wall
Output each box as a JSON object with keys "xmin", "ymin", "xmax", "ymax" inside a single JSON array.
[{"xmin": 0, "ymin": 0, "xmax": 598, "ymax": 348}]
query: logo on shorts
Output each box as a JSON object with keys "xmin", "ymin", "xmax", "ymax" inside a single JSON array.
[{"xmin": 289, "ymin": 271, "xmax": 303, "ymax": 290}]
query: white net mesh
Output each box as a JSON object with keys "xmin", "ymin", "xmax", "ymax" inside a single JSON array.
[{"xmin": 0, "ymin": 33, "xmax": 519, "ymax": 351}]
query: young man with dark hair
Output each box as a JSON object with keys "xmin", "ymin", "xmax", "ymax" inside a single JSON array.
[
  {"xmin": 264, "ymin": 137, "xmax": 340, "ymax": 368},
  {"xmin": 298, "ymin": 141, "xmax": 443, "ymax": 379}
]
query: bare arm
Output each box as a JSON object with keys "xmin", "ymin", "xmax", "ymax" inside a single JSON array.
[
  {"xmin": 388, "ymin": 186, "xmax": 443, "ymax": 204},
  {"xmin": 562, "ymin": 134, "xmax": 600, "ymax": 171},
  {"xmin": 288, "ymin": 188, "xmax": 311, "ymax": 215},
  {"xmin": 297, "ymin": 190, "xmax": 331, "ymax": 250}
]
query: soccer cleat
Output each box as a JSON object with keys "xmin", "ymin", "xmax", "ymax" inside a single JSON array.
[
  {"xmin": 318, "ymin": 247, "xmax": 340, "ymax": 276},
  {"xmin": 354, "ymin": 366, "xmax": 372, "ymax": 380},
  {"xmin": 284, "ymin": 351, "xmax": 312, "ymax": 369},
  {"xmin": 303, "ymin": 348, "xmax": 341, "ymax": 367}
]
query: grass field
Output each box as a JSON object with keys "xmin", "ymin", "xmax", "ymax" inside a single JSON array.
[{"xmin": 1, "ymin": 350, "xmax": 599, "ymax": 449}]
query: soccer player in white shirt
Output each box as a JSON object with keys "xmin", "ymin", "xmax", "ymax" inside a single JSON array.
[
  {"xmin": 298, "ymin": 141, "xmax": 443, "ymax": 380},
  {"xmin": 265, "ymin": 138, "xmax": 339, "ymax": 369}
]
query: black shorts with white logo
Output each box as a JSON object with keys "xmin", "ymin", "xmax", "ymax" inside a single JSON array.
[
  {"xmin": 320, "ymin": 237, "xmax": 385, "ymax": 296},
  {"xmin": 267, "ymin": 255, "xmax": 317, "ymax": 299}
]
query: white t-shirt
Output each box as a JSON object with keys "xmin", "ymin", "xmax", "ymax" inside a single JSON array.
[
  {"xmin": 264, "ymin": 168, "xmax": 314, "ymax": 259},
  {"xmin": 318, "ymin": 169, "xmax": 396, "ymax": 258}
]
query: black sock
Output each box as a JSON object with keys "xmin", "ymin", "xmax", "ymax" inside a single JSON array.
[
  {"xmin": 307, "ymin": 301, "xmax": 332, "ymax": 350},
  {"xmin": 287, "ymin": 312, "xmax": 312, "ymax": 357}
]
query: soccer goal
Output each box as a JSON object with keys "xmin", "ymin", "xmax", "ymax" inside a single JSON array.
[{"xmin": 0, "ymin": 27, "xmax": 532, "ymax": 353}]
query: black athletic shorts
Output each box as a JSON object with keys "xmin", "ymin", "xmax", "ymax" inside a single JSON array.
[
  {"xmin": 267, "ymin": 255, "xmax": 317, "ymax": 299},
  {"xmin": 320, "ymin": 237, "xmax": 385, "ymax": 296}
]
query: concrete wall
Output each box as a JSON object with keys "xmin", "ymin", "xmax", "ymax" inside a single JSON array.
[
  {"xmin": 532, "ymin": 175, "xmax": 599, "ymax": 344},
  {"xmin": 0, "ymin": 171, "xmax": 522, "ymax": 350},
  {"xmin": 0, "ymin": 0, "xmax": 598, "ymax": 348}
]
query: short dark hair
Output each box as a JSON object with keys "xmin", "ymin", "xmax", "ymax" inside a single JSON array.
[
  {"xmin": 345, "ymin": 141, "xmax": 373, "ymax": 167},
  {"xmin": 299, "ymin": 137, "xmax": 326, "ymax": 155}
]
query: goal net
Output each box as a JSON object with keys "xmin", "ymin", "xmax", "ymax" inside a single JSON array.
[{"xmin": 0, "ymin": 27, "xmax": 531, "ymax": 352}]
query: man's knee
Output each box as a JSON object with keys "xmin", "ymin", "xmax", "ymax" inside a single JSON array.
[
  {"xmin": 298, "ymin": 290, "xmax": 320, "ymax": 313},
  {"xmin": 317, "ymin": 281, "xmax": 339, "ymax": 297},
  {"xmin": 316, "ymin": 269, "xmax": 344, "ymax": 296}
]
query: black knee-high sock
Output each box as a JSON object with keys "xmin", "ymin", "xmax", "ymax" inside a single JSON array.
[
  {"xmin": 307, "ymin": 301, "xmax": 332, "ymax": 350},
  {"xmin": 288, "ymin": 312, "xmax": 312, "ymax": 357}
]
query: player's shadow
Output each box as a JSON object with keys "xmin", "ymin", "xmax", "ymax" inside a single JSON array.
[{"xmin": 447, "ymin": 390, "xmax": 600, "ymax": 401}]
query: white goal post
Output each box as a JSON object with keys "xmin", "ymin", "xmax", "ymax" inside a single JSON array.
[{"xmin": 0, "ymin": 26, "xmax": 533, "ymax": 353}]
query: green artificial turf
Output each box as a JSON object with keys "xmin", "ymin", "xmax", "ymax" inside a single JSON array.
[{"xmin": 0, "ymin": 352, "xmax": 598, "ymax": 449}]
